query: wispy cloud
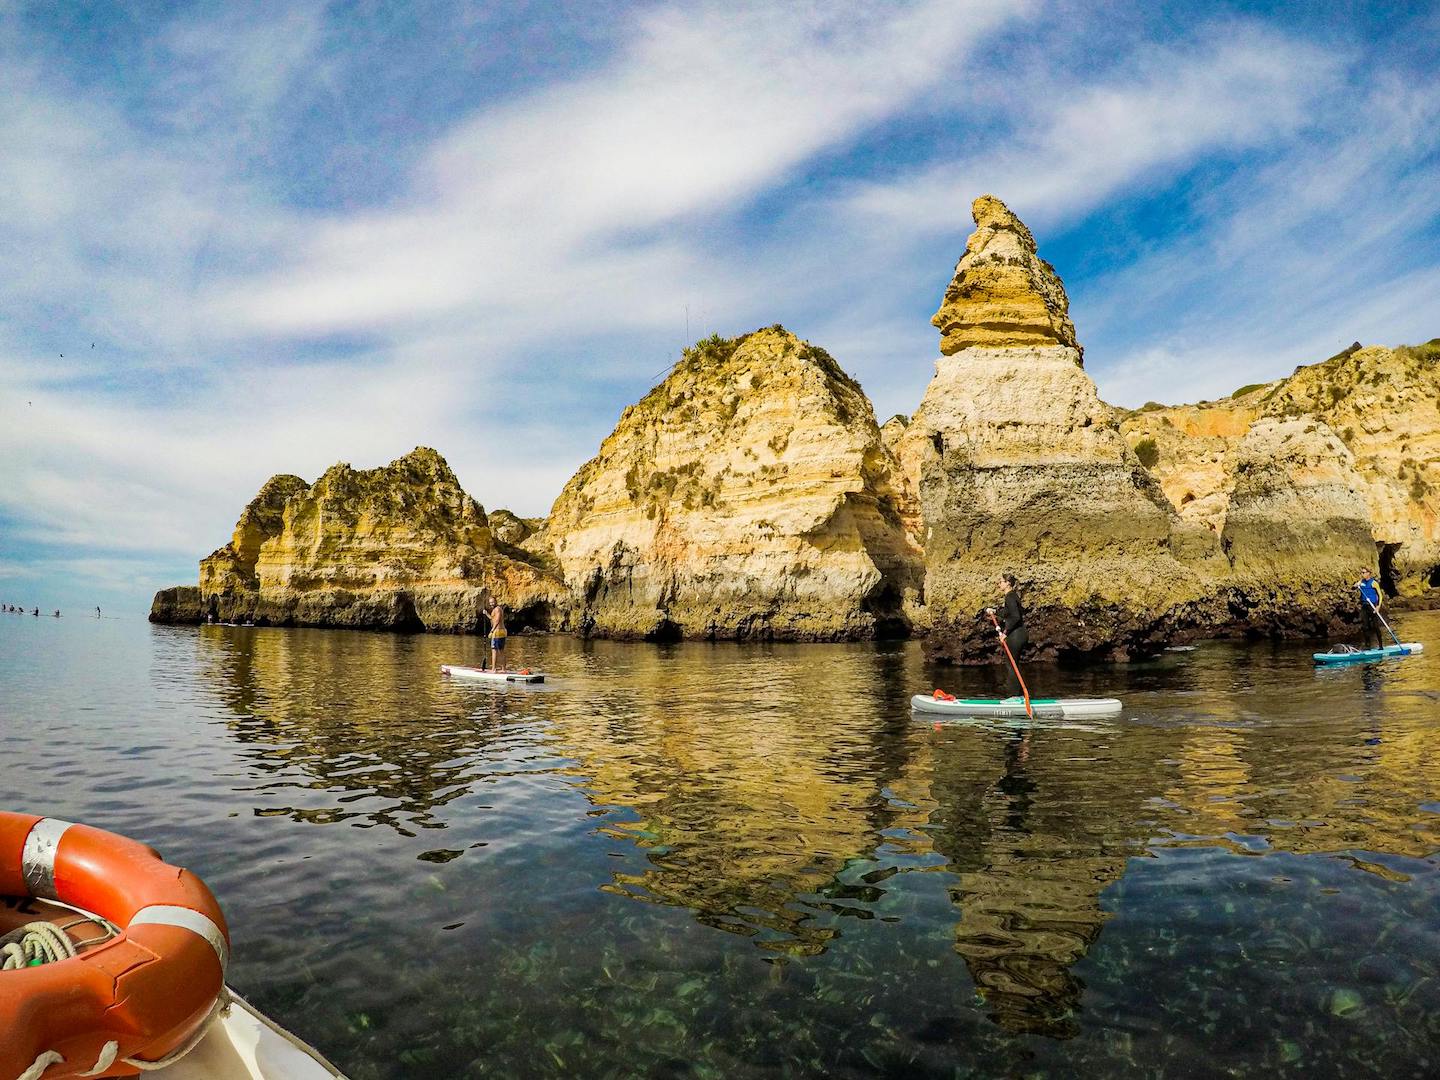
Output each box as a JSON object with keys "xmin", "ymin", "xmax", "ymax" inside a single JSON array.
[
  {"xmin": 204, "ymin": 0, "xmax": 1029, "ymax": 338},
  {"xmin": 837, "ymin": 26, "xmax": 1342, "ymax": 236},
  {"xmin": 0, "ymin": 1, "xmax": 1033, "ymax": 610},
  {"xmin": 1083, "ymin": 73, "xmax": 1440, "ymax": 404}
]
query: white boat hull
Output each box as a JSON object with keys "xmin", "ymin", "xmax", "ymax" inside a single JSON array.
[{"xmin": 160, "ymin": 991, "xmax": 345, "ymax": 1079}]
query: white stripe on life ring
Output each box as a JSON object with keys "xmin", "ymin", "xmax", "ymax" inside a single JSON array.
[
  {"xmin": 130, "ymin": 905, "xmax": 230, "ymax": 975},
  {"xmin": 21, "ymin": 818, "xmax": 74, "ymax": 901}
]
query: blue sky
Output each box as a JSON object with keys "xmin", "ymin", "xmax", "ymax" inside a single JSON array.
[{"xmin": 3, "ymin": 1, "xmax": 1438, "ymax": 615}]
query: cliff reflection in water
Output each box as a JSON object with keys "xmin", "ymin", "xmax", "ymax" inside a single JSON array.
[
  {"xmin": 189, "ymin": 623, "xmax": 1440, "ymax": 1043},
  {"xmin": 917, "ymin": 724, "xmax": 1150, "ymax": 1038},
  {"xmin": 543, "ymin": 643, "xmax": 927, "ymax": 956}
]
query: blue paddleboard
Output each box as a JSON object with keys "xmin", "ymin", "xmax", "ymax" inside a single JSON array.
[{"xmin": 1313, "ymin": 643, "xmax": 1422, "ymax": 664}]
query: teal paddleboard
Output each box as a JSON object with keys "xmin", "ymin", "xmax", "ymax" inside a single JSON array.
[{"xmin": 1313, "ymin": 643, "xmax": 1422, "ymax": 664}]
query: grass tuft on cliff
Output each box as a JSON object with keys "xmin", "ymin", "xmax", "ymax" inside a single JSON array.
[
  {"xmin": 1395, "ymin": 337, "xmax": 1440, "ymax": 365},
  {"xmin": 1133, "ymin": 437, "xmax": 1160, "ymax": 468}
]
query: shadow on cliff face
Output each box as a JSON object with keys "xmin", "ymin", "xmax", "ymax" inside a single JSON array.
[
  {"xmin": 925, "ymin": 600, "xmax": 1184, "ymax": 666},
  {"xmin": 924, "ymin": 584, "xmax": 1374, "ymax": 667},
  {"xmin": 862, "ymin": 581, "xmax": 912, "ymax": 641}
]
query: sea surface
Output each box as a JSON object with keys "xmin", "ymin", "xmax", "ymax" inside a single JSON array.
[{"xmin": 2, "ymin": 611, "xmax": 1438, "ymax": 1078}]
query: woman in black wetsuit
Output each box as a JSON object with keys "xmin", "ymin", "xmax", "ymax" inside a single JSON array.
[
  {"xmin": 989, "ymin": 573, "xmax": 1028, "ymax": 657},
  {"xmin": 989, "ymin": 573, "xmax": 1028, "ymax": 696}
]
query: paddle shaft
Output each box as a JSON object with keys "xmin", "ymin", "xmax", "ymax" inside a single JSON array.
[
  {"xmin": 1365, "ymin": 594, "xmax": 1403, "ymax": 648},
  {"xmin": 989, "ymin": 611, "xmax": 1033, "ymax": 719}
]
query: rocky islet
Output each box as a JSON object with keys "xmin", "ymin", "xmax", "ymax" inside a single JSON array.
[
  {"xmin": 153, "ymin": 448, "xmax": 565, "ymax": 632},
  {"xmin": 152, "ymin": 196, "xmax": 1438, "ymax": 659}
]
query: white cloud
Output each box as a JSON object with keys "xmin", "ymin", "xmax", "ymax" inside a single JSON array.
[
  {"xmin": 1, "ymin": 0, "xmax": 1037, "ymax": 599},
  {"xmin": 838, "ymin": 26, "xmax": 1342, "ymax": 236},
  {"xmin": 204, "ymin": 0, "xmax": 1029, "ymax": 338},
  {"xmin": 1084, "ymin": 75, "xmax": 1440, "ymax": 405},
  {"xmin": 2, "ymin": 2, "xmax": 1438, "ymax": 615}
]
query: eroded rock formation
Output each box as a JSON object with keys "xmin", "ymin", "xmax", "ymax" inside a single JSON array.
[
  {"xmin": 151, "ymin": 448, "xmax": 565, "ymax": 630},
  {"xmin": 1121, "ymin": 340, "xmax": 1440, "ymax": 597},
  {"xmin": 901, "ymin": 196, "xmax": 1221, "ymax": 661},
  {"xmin": 546, "ymin": 327, "xmax": 923, "ymax": 640},
  {"xmin": 930, "ymin": 194, "xmax": 1080, "ymax": 357},
  {"xmin": 1220, "ymin": 419, "xmax": 1377, "ymax": 635},
  {"xmin": 150, "ymin": 191, "xmax": 1435, "ymax": 650},
  {"xmin": 906, "ymin": 351, "xmax": 1217, "ymax": 661},
  {"xmin": 905, "ymin": 195, "xmax": 1439, "ymax": 661}
]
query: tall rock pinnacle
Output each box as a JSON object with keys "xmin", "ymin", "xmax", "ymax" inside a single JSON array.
[{"xmin": 931, "ymin": 195, "xmax": 1081, "ymax": 360}]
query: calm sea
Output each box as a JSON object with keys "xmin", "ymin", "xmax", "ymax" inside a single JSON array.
[{"xmin": 2, "ymin": 611, "xmax": 1438, "ymax": 1078}]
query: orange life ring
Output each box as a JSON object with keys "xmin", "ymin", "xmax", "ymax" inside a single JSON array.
[{"xmin": 0, "ymin": 813, "xmax": 230, "ymax": 1079}]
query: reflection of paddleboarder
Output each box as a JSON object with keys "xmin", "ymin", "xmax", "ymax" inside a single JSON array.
[{"xmin": 1355, "ymin": 570, "xmax": 1383, "ymax": 650}]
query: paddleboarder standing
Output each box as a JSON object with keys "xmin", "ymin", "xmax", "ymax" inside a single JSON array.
[
  {"xmin": 987, "ymin": 574, "xmax": 1029, "ymax": 695},
  {"xmin": 1356, "ymin": 570, "xmax": 1383, "ymax": 649},
  {"xmin": 486, "ymin": 597, "xmax": 508, "ymax": 672},
  {"xmin": 991, "ymin": 574, "xmax": 1028, "ymax": 653}
]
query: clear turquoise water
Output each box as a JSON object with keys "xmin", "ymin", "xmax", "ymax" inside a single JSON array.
[{"xmin": 2, "ymin": 612, "xmax": 1438, "ymax": 1078}]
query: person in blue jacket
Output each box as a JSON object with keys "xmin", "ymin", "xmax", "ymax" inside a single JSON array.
[{"xmin": 1355, "ymin": 569, "xmax": 1383, "ymax": 649}]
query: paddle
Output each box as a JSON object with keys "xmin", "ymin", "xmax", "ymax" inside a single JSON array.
[
  {"xmin": 988, "ymin": 610, "xmax": 1033, "ymax": 718},
  {"xmin": 1363, "ymin": 593, "xmax": 1404, "ymax": 649}
]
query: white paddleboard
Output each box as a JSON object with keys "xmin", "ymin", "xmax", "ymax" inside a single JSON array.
[
  {"xmin": 911, "ymin": 694, "xmax": 1122, "ymax": 719},
  {"xmin": 440, "ymin": 663, "xmax": 544, "ymax": 683}
]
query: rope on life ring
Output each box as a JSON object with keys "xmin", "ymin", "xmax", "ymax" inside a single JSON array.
[
  {"xmin": 1, "ymin": 813, "xmax": 232, "ymax": 1080},
  {"xmin": 0, "ymin": 922, "xmax": 78, "ymax": 970}
]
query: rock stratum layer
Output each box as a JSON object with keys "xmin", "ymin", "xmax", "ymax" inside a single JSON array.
[
  {"xmin": 931, "ymin": 194, "xmax": 1080, "ymax": 358},
  {"xmin": 904, "ymin": 340, "xmax": 1217, "ymax": 662},
  {"xmin": 151, "ymin": 448, "xmax": 565, "ymax": 631},
  {"xmin": 546, "ymin": 327, "xmax": 923, "ymax": 640}
]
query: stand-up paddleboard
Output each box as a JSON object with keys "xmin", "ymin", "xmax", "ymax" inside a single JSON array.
[
  {"xmin": 1165, "ymin": 645, "xmax": 1198, "ymax": 652},
  {"xmin": 441, "ymin": 663, "xmax": 544, "ymax": 683},
  {"xmin": 910, "ymin": 694, "xmax": 1122, "ymax": 719},
  {"xmin": 1313, "ymin": 643, "xmax": 1422, "ymax": 664}
]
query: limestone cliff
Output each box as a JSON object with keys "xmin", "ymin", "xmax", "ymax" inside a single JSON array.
[
  {"xmin": 1121, "ymin": 340, "xmax": 1440, "ymax": 597},
  {"xmin": 488, "ymin": 509, "xmax": 560, "ymax": 576},
  {"xmin": 908, "ymin": 344, "xmax": 1217, "ymax": 661},
  {"xmin": 931, "ymin": 194, "xmax": 1080, "ymax": 358},
  {"xmin": 1220, "ymin": 419, "xmax": 1377, "ymax": 634},
  {"xmin": 906, "ymin": 195, "xmax": 1439, "ymax": 660},
  {"xmin": 879, "ymin": 414, "xmax": 922, "ymax": 540},
  {"xmin": 151, "ymin": 448, "xmax": 565, "ymax": 631},
  {"xmin": 907, "ymin": 196, "xmax": 1217, "ymax": 662},
  {"xmin": 546, "ymin": 327, "xmax": 923, "ymax": 640}
]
